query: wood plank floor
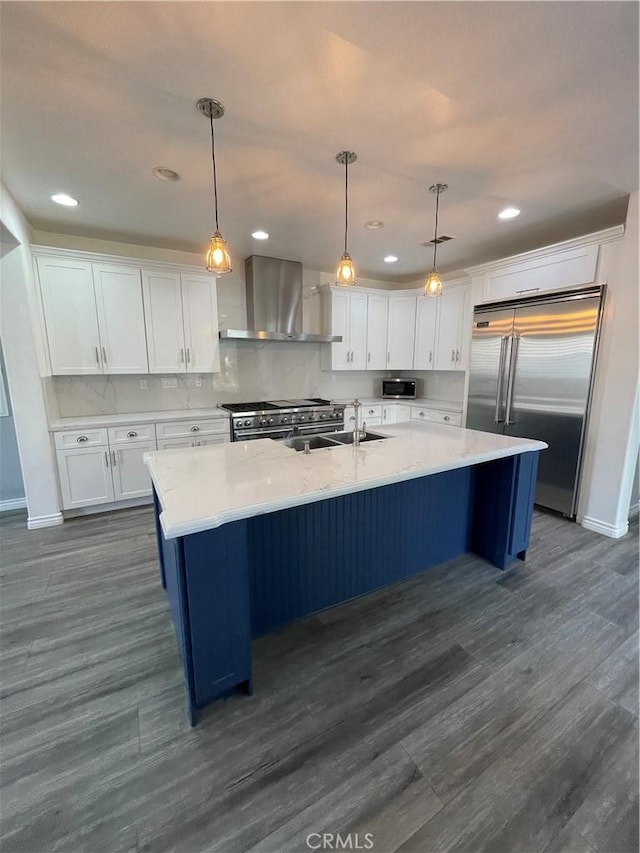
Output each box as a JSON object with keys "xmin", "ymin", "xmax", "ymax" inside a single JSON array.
[{"xmin": 1, "ymin": 506, "xmax": 637, "ymax": 853}]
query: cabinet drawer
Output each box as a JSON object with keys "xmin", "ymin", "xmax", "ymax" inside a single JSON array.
[
  {"xmin": 108, "ymin": 423, "xmax": 156, "ymax": 444},
  {"xmin": 157, "ymin": 437, "xmax": 195, "ymax": 451},
  {"xmin": 156, "ymin": 418, "xmax": 229, "ymax": 439},
  {"xmin": 362, "ymin": 405, "xmax": 382, "ymax": 420},
  {"xmin": 54, "ymin": 429, "xmax": 108, "ymax": 449},
  {"xmin": 362, "ymin": 416, "xmax": 382, "ymax": 428},
  {"xmin": 411, "ymin": 407, "xmax": 462, "ymax": 426}
]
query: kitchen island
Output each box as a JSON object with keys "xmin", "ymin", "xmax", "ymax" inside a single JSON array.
[{"xmin": 145, "ymin": 422, "xmax": 546, "ymax": 724}]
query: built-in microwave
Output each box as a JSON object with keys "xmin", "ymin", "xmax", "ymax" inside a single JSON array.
[{"xmin": 382, "ymin": 378, "xmax": 417, "ymax": 399}]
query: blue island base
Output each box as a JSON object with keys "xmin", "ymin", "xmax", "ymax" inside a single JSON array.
[{"xmin": 154, "ymin": 451, "xmax": 539, "ymax": 724}]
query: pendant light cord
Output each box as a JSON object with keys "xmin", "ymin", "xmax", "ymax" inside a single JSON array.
[
  {"xmin": 209, "ymin": 112, "xmax": 220, "ymax": 231},
  {"xmin": 344, "ymin": 157, "xmax": 349, "ymax": 253},
  {"xmin": 432, "ymin": 186, "xmax": 440, "ymax": 269}
]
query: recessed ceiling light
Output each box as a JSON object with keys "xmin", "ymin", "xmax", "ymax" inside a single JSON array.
[
  {"xmin": 498, "ymin": 207, "xmax": 520, "ymax": 220},
  {"xmin": 152, "ymin": 166, "xmax": 180, "ymax": 182},
  {"xmin": 364, "ymin": 220, "xmax": 384, "ymax": 230},
  {"xmin": 384, "ymin": 255, "xmax": 398, "ymax": 263},
  {"xmin": 51, "ymin": 193, "xmax": 78, "ymax": 207},
  {"xmin": 251, "ymin": 230, "xmax": 269, "ymax": 240}
]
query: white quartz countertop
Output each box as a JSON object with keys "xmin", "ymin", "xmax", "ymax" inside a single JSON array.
[
  {"xmin": 146, "ymin": 421, "xmax": 546, "ymax": 539},
  {"xmin": 335, "ymin": 397, "xmax": 463, "ymax": 412},
  {"xmin": 49, "ymin": 408, "xmax": 230, "ymax": 431}
]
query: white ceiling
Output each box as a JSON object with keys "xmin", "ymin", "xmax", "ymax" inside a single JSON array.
[{"xmin": 1, "ymin": 1, "xmax": 638, "ymax": 280}]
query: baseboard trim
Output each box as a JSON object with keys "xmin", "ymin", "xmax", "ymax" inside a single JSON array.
[
  {"xmin": 581, "ymin": 515, "xmax": 629, "ymax": 539},
  {"xmin": 27, "ymin": 512, "xmax": 64, "ymax": 530},
  {"xmin": 628, "ymin": 501, "xmax": 639, "ymax": 519},
  {"xmin": 0, "ymin": 497, "xmax": 27, "ymax": 512},
  {"xmin": 64, "ymin": 495, "xmax": 153, "ymax": 518}
]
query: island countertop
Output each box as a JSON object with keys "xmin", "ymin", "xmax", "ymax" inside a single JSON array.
[{"xmin": 145, "ymin": 422, "xmax": 547, "ymax": 539}]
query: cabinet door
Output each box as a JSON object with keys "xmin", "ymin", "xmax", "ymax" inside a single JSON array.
[
  {"xmin": 157, "ymin": 437, "xmax": 194, "ymax": 450},
  {"xmin": 181, "ymin": 274, "xmax": 220, "ymax": 373},
  {"xmin": 37, "ymin": 257, "xmax": 102, "ymax": 375},
  {"xmin": 349, "ymin": 292, "xmax": 368, "ymax": 370},
  {"xmin": 111, "ymin": 441, "xmax": 155, "ymax": 501},
  {"xmin": 387, "ymin": 296, "xmax": 417, "ymax": 369},
  {"xmin": 382, "ymin": 405, "xmax": 397, "ymax": 424},
  {"xmin": 195, "ymin": 436, "xmax": 229, "ymax": 446},
  {"xmin": 435, "ymin": 289, "xmax": 466, "ymax": 371},
  {"xmin": 57, "ymin": 447, "xmax": 114, "ymax": 509},
  {"xmin": 395, "ymin": 405, "xmax": 412, "ymax": 423},
  {"xmin": 93, "ymin": 264, "xmax": 149, "ymax": 374},
  {"xmin": 366, "ymin": 294, "xmax": 389, "ymax": 370},
  {"xmin": 142, "ymin": 270, "xmax": 186, "ymax": 373},
  {"xmin": 414, "ymin": 297, "xmax": 438, "ymax": 370},
  {"xmin": 329, "ymin": 290, "xmax": 350, "ymax": 369}
]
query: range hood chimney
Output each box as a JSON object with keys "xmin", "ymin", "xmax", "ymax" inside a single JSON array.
[{"xmin": 218, "ymin": 255, "xmax": 341, "ymax": 342}]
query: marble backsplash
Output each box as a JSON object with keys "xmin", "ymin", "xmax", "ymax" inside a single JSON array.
[{"xmin": 47, "ymin": 342, "xmax": 465, "ymax": 418}]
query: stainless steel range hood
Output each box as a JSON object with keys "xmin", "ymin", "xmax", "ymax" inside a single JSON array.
[{"xmin": 219, "ymin": 255, "xmax": 341, "ymax": 342}]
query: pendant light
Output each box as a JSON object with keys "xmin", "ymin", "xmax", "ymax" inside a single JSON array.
[
  {"xmin": 335, "ymin": 151, "xmax": 357, "ymax": 286},
  {"xmin": 424, "ymin": 182, "xmax": 448, "ymax": 297},
  {"xmin": 197, "ymin": 98, "xmax": 232, "ymax": 275}
]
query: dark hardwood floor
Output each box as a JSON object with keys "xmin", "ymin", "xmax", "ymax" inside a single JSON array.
[{"xmin": 1, "ymin": 506, "xmax": 637, "ymax": 853}]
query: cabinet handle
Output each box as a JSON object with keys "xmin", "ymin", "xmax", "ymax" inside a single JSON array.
[
  {"xmin": 180, "ymin": 348, "xmax": 184, "ymax": 363},
  {"xmin": 349, "ymin": 416, "xmax": 355, "ymax": 422},
  {"xmin": 126, "ymin": 431, "xmax": 138, "ymax": 438},
  {"xmin": 367, "ymin": 351, "xmax": 371, "ymax": 363},
  {"xmin": 455, "ymin": 349, "xmax": 460, "ymax": 363},
  {"xmin": 111, "ymin": 450, "xmax": 117, "ymax": 467},
  {"xmin": 451, "ymin": 349, "xmax": 456, "ymax": 362},
  {"xmin": 102, "ymin": 347, "xmax": 108, "ymax": 366},
  {"xmin": 186, "ymin": 348, "xmax": 191, "ymax": 363},
  {"xmin": 104, "ymin": 451, "xmax": 109, "ymax": 468},
  {"xmin": 368, "ymin": 409, "xmax": 374, "ymax": 414},
  {"xmin": 76, "ymin": 435, "xmax": 89, "ymax": 443},
  {"xmin": 516, "ymin": 287, "xmax": 540, "ymax": 294},
  {"xmin": 444, "ymin": 415, "xmax": 450, "ymax": 422},
  {"xmin": 95, "ymin": 347, "xmax": 100, "ymax": 365},
  {"xmin": 190, "ymin": 425, "xmax": 200, "ymax": 432},
  {"xmin": 420, "ymin": 411, "xmax": 425, "ymax": 417},
  {"xmin": 429, "ymin": 350, "xmax": 432, "ymax": 363}
]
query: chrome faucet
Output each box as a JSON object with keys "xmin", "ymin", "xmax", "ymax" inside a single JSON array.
[{"xmin": 351, "ymin": 399, "xmax": 366, "ymax": 447}]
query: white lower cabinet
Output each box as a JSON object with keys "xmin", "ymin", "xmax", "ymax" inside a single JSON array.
[
  {"xmin": 57, "ymin": 446, "xmax": 114, "ymax": 508},
  {"xmin": 110, "ymin": 442, "xmax": 155, "ymax": 501},
  {"xmin": 382, "ymin": 404, "xmax": 412, "ymax": 424}
]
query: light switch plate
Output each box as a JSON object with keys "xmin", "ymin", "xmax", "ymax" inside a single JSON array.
[
  {"xmin": 161, "ymin": 377, "xmax": 178, "ymax": 389},
  {"xmin": 195, "ymin": 376, "xmax": 203, "ymax": 387},
  {"xmin": 139, "ymin": 379, "xmax": 148, "ymax": 390}
]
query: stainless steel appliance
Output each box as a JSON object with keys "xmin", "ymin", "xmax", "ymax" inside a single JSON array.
[
  {"xmin": 466, "ymin": 286, "xmax": 605, "ymax": 517},
  {"xmin": 219, "ymin": 399, "xmax": 344, "ymax": 442},
  {"xmin": 218, "ymin": 256, "xmax": 341, "ymax": 343},
  {"xmin": 382, "ymin": 378, "xmax": 417, "ymax": 399}
]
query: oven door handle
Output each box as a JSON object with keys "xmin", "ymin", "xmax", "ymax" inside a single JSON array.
[{"xmin": 234, "ymin": 424, "xmax": 342, "ymax": 441}]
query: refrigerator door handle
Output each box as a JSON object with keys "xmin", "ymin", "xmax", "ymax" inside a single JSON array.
[
  {"xmin": 494, "ymin": 335, "xmax": 510, "ymax": 424},
  {"xmin": 504, "ymin": 335, "xmax": 520, "ymax": 425}
]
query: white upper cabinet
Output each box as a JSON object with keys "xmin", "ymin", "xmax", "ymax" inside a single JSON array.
[
  {"xmin": 142, "ymin": 270, "xmax": 186, "ymax": 373},
  {"xmin": 387, "ymin": 295, "xmax": 416, "ymax": 370},
  {"xmin": 37, "ymin": 257, "xmax": 102, "ymax": 375},
  {"xmin": 434, "ymin": 289, "xmax": 467, "ymax": 371},
  {"xmin": 322, "ymin": 288, "xmax": 368, "ymax": 371},
  {"xmin": 93, "ymin": 264, "xmax": 148, "ymax": 374},
  {"xmin": 180, "ymin": 274, "xmax": 220, "ymax": 373},
  {"xmin": 413, "ymin": 296, "xmax": 438, "ymax": 370},
  {"xmin": 366, "ymin": 294, "xmax": 389, "ymax": 370}
]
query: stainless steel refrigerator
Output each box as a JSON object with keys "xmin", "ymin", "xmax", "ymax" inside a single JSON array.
[{"xmin": 466, "ymin": 286, "xmax": 605, "ymax": 517}]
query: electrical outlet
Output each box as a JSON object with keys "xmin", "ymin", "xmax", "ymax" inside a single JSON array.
[
  {"xmin": 161, "ymin": 377, "xmax": 178, "ymax": 389},
  {"xmin": 139, "ymin": 379, "xmax": 148, "ymax": 390},
  {"xmin": 331, "ymin": 374, "xmax": 336, "ymax": 383},
  {"xmin": 195, "ymin": 376, "xmax": 203, "ymax": 387}
]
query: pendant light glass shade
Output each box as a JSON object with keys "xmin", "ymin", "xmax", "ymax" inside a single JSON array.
[
  {"xmin": 424, "ymin": 268, "xmax": 443, "ymax": 297},
  {"xmin": 335, "ymin": 151, "xmax": 357, "ymax": 286},
  {"xmin": 336, "ymin": 251, "xmax": 356, "ymax": 285},
  {"xmin": 206, "ymin": 231, "xmax": 233, "ymax": 275},
  {"xmin": 197, "ymin": 97, "xmax": 233, "ymax": 276},
  {"xmin": 424, "ymin": 182, "xmax": 448, "ymax": 297}
]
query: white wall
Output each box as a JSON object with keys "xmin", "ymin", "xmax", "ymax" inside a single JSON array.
[
  {"xmin": 0, "ymin": 184, "xmax": 62, "ymax": 528},
  {"xmin": 578, "ymin": 193, "xmax": 639, "ymax": 537},
  {"xmin": 0, "ymin": 342, "xmax": 26, "ymax": 507}
]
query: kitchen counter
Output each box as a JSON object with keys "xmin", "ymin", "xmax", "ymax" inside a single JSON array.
[
  {"xmin": 49, "ymin": 407, "xmax": 230, "ymax": 431},
  {"xmin": 146, "ymin": 422, "xmax": 545, "ymax": 539},
  {"xmin": 148, "ymin": 421, "xmax": 545, "ymax": 723}
]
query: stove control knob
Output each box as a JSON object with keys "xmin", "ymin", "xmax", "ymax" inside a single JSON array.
[
  {"xmin": 281, "ymin": 416, "xmax": 289, "ymax": 424},
  {"xmin": 299, "ymin": 415, "xmax": 306, "ymax": 422},
  {"xmin": 308, "ymin": 414, "xmax": 315, "ymax": 421},
  {"xmin": 235, "ymin": 420, "xmax": 243, "ymax": 428},
  {"xmin": 320, "ymin": 413, "xmax": 327, "ymax": 420},
  {"xmin": 244, "ymin": 419, "xmax": 252, "ymax": 427},
  {"xmin": 268, "ymin": 417, "xmax": 275, "ymax": 425},
  {"xmin": 260, "ymin": 418, "xmax": 267, "ymax": 426}
]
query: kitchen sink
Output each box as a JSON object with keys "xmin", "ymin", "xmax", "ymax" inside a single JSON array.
[
  {"xmin": 279, "ymin": 431, "xmax": 390, "ymax": 452},
  {"xmin": 280, "ymin": 435, "xmax": 341, "ymax": 452},
  {"xmin": 329, "ymin": 431, "xmax": 390, "ymax": 445}
]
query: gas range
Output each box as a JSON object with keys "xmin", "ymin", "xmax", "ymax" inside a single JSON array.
[{"xmin": 218, "ymin": 399, "xmax": 345, "ymax": 442}]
